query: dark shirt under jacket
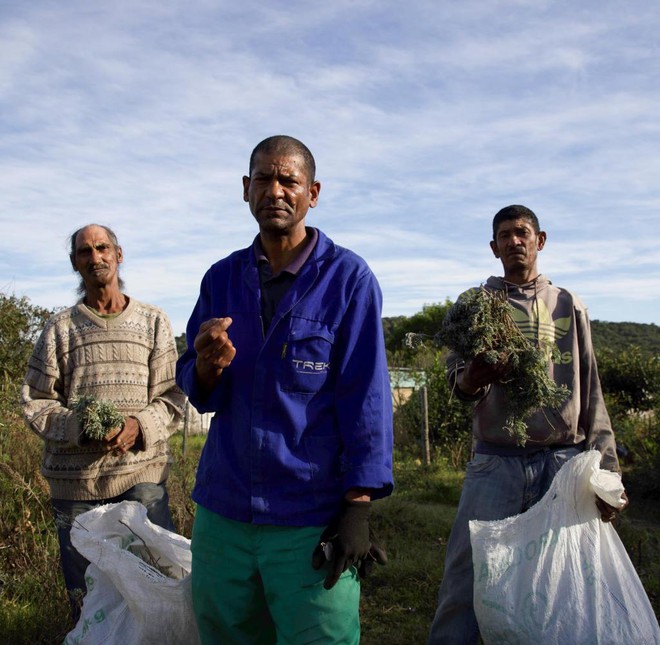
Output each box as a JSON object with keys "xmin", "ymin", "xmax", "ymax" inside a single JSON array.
[{"xmin": 255, "ymin": 227, "xmax": 319, "ymax": 331}]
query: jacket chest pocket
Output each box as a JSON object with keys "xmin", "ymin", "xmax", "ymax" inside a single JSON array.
[{"xmin": 279, "ymin": 321, "xmax": 335, "ymax": 394}]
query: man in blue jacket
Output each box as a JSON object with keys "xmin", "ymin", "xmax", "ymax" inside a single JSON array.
[{"xmin": 176, "ymin": 135, "xmax": 394, "ymax": 644}]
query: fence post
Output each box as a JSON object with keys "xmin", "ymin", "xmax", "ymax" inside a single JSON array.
[
  {"xmin": 420, "ymin": 385, "xmax": 431, "ymax": 465},
  {"xmin": 182, "ymin": 400, "xmax": 190, "ymax": 458}
]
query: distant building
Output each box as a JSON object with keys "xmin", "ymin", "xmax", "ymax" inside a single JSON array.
[
  {"xmin": 178, "ymin": 400, "xmax": 212, "ymax": 435},
  {"xmin": 389, "ymin": 367, "xmax": 426, "ymax": 410}
]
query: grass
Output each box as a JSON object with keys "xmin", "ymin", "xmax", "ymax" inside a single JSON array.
[
  {"xmin": 1, "ymin": 416, "xmax": 658, "ymax": 644},
  {"xmin": 359, "ymin": 455, "xmax": 461, "ymax": 644},
  {"xmin": 0, "ymin": 399, "xmax": 70, "ymax": 643}
]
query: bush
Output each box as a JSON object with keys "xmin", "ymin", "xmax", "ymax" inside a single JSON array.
[
  {"xmin": 393, "ymin": 353, "xmax": 472, "ymax": 470},
  {"xmin": 385, "ymin": 301, "xmax": 453, "ymax": 359},
  {"xmin": 0, "ymin": 293, "xmax": 51, "ymax": 386},
  {"xmin": 0, "ymin": 393, "xmax": 70, "ymax": 642},
  {"xmin": 612, "ymin": 405, "xmax": 660, "ymax": 499},
  {"xmin": 0, "ymin": 293, "xmax": 68, "ymax": 640},
  {"xmin": 596, "ymin": 345, "xmax": 660, "ymax": 498},
  {"xmin": 597, "ymin": 346, "xmax": 658, "ymax": 415}
]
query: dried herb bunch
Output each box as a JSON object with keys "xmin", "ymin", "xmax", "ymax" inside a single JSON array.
[
  {"xmin": 443, "ymin": 287, "xmax": 569, "ymax": 444},
  {"xmin": 406, "ymin": 287, "xmax": 569, "ymax": 445},
  {"xmin": 72, "ymin": 395, "xmax": 124, "ymax": 441}
]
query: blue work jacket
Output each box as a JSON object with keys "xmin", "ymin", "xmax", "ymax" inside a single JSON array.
[{"xmin": 176, "ymin": 229, "xmax": 394, "ymax": 526}]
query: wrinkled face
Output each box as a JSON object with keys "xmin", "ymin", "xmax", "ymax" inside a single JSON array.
[
  {"xmin": 490, "ymin": 218, "xmax": 546, "ymax": 276},
  {"xmin": 73, "ymin": 225, "xmax": 123, "ymax": 290},
  {"xmin": 242, "ymin": 151, "xmax": 320, "ymax": 237}
]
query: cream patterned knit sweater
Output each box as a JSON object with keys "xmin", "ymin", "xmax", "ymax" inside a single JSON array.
[{"xmin": 22, "ymin": 298, "xmax": 186, "ymax": 500}]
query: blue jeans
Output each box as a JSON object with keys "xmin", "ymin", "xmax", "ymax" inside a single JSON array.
[
  {"xmin": 427, "ymin": 445, "xmax": 583, "ymax": 644},
  {"xmin": 51, "ymin": 481, "xmax": 175, "ymax": 620}
]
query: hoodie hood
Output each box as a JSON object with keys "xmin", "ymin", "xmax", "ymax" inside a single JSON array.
[{"xmin": 485, "ymin": 274, "xmax": 552, "ymax": 296}]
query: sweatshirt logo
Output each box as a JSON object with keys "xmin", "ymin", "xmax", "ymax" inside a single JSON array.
[{"xmin": 509, "ymin": 300, "xmax": 573, "ymax": 364}]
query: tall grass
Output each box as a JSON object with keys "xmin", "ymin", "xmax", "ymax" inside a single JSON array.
[
  {"xmin": 0, "ymin": 402, "xmax": 207, "ymax": 643},
  {"xmin": 0, "ymin": 392, "xmax": 70, "ymax": 643},
  {"xmin": 1, "ymin": 408, "xmax": 658, "ymax": 644}
]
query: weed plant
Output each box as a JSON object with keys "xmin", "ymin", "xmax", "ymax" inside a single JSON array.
[
  {"xmin": 71, "ymin": 396, "xmax": 124, "ymax": 441},
  {"xmin": 406, "ymin": 287, "xmax": 569, "ymax": 445},
  {"xmin": 0, "ymin": 390, "xmax": 70, "ymax": 643},
  {"xmin": 167, "ymin": 433, "xmax": 205, "ymax": 538}
]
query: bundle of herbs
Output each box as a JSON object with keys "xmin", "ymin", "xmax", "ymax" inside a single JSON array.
[
  {"xmin": 72, "ymin": 395, "xmax": 124, "ymax": 441},
  {"xmin": 406, "ymin": 287, "xmax": 569, "ymax": 445}
]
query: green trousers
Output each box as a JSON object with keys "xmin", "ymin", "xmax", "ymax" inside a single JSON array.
[{"xmin": 191, "ymin": 505, "xmax": 361, "ymax": 644}]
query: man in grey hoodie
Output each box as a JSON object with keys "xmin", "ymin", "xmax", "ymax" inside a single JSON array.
[{"xmin": 428, "ymin": 204, "xmax": 627, "ymax": 644}]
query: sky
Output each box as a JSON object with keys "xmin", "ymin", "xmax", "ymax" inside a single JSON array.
[{"xmin": 1, "ymin": 0, "xmax": 659, "ymax": 335}]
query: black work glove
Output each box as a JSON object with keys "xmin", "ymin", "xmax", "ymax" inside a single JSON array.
[
  {"xmin": 357, "ymin": 529, "xmax": 387, "ymax": 579},
  {"xmin": 311, "ymin": 500, "xmax": 387, "ymax": 589}
]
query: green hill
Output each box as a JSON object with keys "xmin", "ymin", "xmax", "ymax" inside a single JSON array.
[
  {"xmin": 382, "ymin": 310, "xmax": 659, "ymax": 357},
  {"xmin": 177, "ymin": 316, "xmax": 659, "ymax": 359},
  {"xmin": 591, "ymin": 321, "xmax": 660, "ymax": 356}
]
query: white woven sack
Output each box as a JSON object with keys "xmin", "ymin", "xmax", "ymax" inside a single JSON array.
[
  {"xmin": 470, "ymin": 450, "xmax": 660, "ymax": 644},
  {"xmin": 65, "ymin": 500, "xmax": 199, "ymax": 645}
]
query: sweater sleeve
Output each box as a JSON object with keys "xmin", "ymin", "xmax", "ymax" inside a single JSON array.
[
  {"xmin": 132, "ymin": 311, "xmax": 187, "ymax": 451},
  {"xmin": 21, "ymin": 321, "xmax": 82, "ymax": 446},
  {"xmin": 575, "ymin": 306, "xmax": 620, "ymax": 472}
]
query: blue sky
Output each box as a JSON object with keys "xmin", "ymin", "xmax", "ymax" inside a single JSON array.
[{"xmin": 1, "ymin": 0, "xmax": 658, "ymax": 334}]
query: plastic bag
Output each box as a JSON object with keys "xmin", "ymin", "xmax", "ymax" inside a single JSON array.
[
  {"xmin": 470, "ymin": 450, "xmax": 660, "ymax": 644},
  {"xmin": 64, "ymin": 500, "xmax": 199, "ymax": 645}
]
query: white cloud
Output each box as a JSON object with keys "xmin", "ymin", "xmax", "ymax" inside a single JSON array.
[{"xmin": 1, "ymin": 0, "xmax": 659, "ymax": 332}]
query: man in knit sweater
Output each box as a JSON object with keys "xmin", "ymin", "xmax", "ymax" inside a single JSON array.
[
  {"xmin": 428, "ymin": 205, "xmax": 628, "ymax": 644},
  {"xmin": 22, "ymin": 224, "xmax": 186, "ymax": 617}
]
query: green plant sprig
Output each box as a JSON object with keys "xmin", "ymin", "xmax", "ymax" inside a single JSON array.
[
  {"xmin": 407, "ymin": 287, "xmax": 569, "ymax": 445},
  {"xmin": 72, "ymin": 395, "xmax": 124, "ymax": 441}
]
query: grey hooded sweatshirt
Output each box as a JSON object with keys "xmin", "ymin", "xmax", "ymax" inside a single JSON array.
[{"xmin": 447, "ymin": 275, "xmax": 619, "ymax": 472}]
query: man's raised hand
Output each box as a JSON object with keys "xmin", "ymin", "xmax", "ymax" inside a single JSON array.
[{"xmin": 194, "ymin": 317, "xmax": 236, "ymax": 393}]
